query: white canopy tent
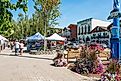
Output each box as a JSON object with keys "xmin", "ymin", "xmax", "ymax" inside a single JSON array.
[
  {"xmin": 46, "ymin": 33, "xmax": 66, "ymax": 41},
  {"xmin": 0, "ymin": 35, "xmax": 8, "ymax": 41}
]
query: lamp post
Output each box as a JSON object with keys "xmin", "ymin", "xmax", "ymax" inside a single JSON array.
[{"xmin": 108, "ymin": 0, "xmax": 121, "ymax": 60}]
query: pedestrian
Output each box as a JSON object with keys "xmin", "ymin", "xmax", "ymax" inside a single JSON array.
[
  {"xmin": 14, "ymin": 40, "xmax": 20, "ymax": 56},
  {"xmin": 10, "ymin": 41, "xmax": 14, "ymax": 50},
  {"xmin": 19, "ymin": 40, "xmax": 24, "ymax": 56},
  {"xmin": 8, "ymin": 41, "xmax": 10, "ymax": 48},
  {"xmin": 64, "ymin": 43, "xmax": 67, "ymax": 50}
]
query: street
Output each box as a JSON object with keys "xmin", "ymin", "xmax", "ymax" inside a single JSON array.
[{"xmin": 0, "ymin": 48, "xmax": 98, "ymax": 81}]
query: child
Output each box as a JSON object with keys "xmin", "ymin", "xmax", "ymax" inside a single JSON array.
[{"xmin": 53, "ymin": 52, "xmax": 67, "ymax": 67}]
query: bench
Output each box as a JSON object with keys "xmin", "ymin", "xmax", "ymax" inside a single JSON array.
[{"xmin": 65, "ymin": 49, "xmax": 80, "ymax": 63}]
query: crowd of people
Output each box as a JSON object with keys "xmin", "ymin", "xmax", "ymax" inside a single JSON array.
[{"xmin": 8, "ymin": 40, "xmax": 24, "ymax": 56}]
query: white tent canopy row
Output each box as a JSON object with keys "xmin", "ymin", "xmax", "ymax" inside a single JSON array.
[
  {"xmin": 26, "ymin": 32, "xmax": 66, "ymax": 41},
  {"xmin": 46, "ymin": 33, "xmax": 66, "ymax": 41}
]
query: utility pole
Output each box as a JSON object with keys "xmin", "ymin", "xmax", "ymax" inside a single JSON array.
[
  {"xmin": 43, "ymin": 5, "xmax": 47, "ymax": 52},
  {"xmin": 43, "ymin": 0, "xmax": 48, "ymax": 53},
  {"xmin": 44, "ymin": 15, "xmax": 47, "ymax": 52},
  {"xmin": 108, "ymin": 0, "xmax": 121, "ymax": 60}
]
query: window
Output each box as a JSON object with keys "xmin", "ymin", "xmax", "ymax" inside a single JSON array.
[
  {"xmin": 83, "ymin": 26, "xmax": 85, "ymax": 34},
  {"xmin": 82, "ymin": 26, "xmax": 83, "ymax": 34},
  {"xmin": 80, "ymin": 27, "xmax": 82, "ymax": 34},
  {"xmin": 88, "ymin": 25, "xmax": 90, "ymax": 33},
  {"xmin": 93, "ymin": 34, "xmax": 96, "ymax": 38},
  {"xmin": 99, "ymin": 28, "xmax": 100, "ymax": 31},
  {"xmin": 97, "ymin": 27, "xmax": 99, "ymax": 31},
  {"xmin": 103, "ymin": 33, "xmax": 105, "ymax": 37},
  {"xmin": 85, "ymin": 25, "xmax": 86, "ymax": 34},
  {"xmin": 78, "ymin": 27, "xmax": 80, "ymax": 35}
]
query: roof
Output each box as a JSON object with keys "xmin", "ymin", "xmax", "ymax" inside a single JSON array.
[
  {"xmin": 68, "ymin": 24, "xmax": 77, "ymax": 26},
  {"xmin": 68, "ymin": 24, "xmax": 77, "ymax": 29},
  {"xmin": 100, "ymin": 26, "xmax": 108, "ymax": 30},
  {"xmin": 77, "ymin": 18, "xmax": 92, "ymax": 24},
  {"xmin": 46, "ymin": 33, "xmax": 66, "ymax": 41},
  {"xmin": 90, "ymin": 26, "xmax": 108, "ymax": 33}
]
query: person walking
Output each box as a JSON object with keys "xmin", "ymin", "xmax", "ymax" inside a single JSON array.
[
  {"xmin": 19, "ymin": 40, "xmax": 24, "ymax": 56},
  {"xmin": 15, "ymin": 40, "xmax": 20, "ymax": 56},
  {"xmin": 8, "ymin": 41, "xmax": 10, "ymax": 48},
  {"xmin": 10, "ymin": 41, "xmax": 14, "ymax": 50}
]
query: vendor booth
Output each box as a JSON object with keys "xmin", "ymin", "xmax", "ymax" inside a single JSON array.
[
  {"xmin": 46, "ymin": 33, "xmax": 66, "ymax": 50},
  {"xmin": 27, "ymin": 32, "xmax": 44, "ymax": 40},
  {"xmin": 0, "ymin": 35, "xmax": 8, "ymax": 51},
  {"xmin": 0, "ymin": 35, "xmax": 8, "ymax": 41},
  {"xmin": 26, "ymin": 32, "xmax": 44, "ymax": 52},
  {"xmin": 46, "ymin": 33, "xmax": 66, "ymax": 41}
]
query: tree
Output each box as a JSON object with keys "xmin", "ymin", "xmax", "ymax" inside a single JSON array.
[
  {"xmin": 32, "ymin": 11, "xmax": 45, "ymax": 34},
  {"xmin": 13, "ymin": 13, "xmax": 31, "ymax": 39},
  {"xmin": 33, "ymin": 0, "xmax": 61, "ymax": 35},
  {"xmin": 18, "ymin": 13, "xmax": 24, "ymax": 39},
  {"xmin": 12, "ymin": 20, "xmax": 21, "ymax": 39},
  {"xmin": 32, "ymin": 0, "xmax": 61, "ymax": 51},
  {"xmin": 0, "ymin": 0, "xmax": 28, "ymax": 37}
]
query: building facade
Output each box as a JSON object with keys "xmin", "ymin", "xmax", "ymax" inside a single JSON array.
[
  {"xmin": 90, "ymin": 26, "xmax": 110, "ymax": 47},
  {"xmin": 62, "ymin": 27, "xmax": 71, "ymax": 41},
  {"xmin": 77, "ymin": 18, "xmax": 111, "ymax": 44},
  {"xmin": 62, "ymin": 24, "xmax": 77, "ymax": 41},
  {"xmin": 68, "ymin": 24, "xmax": 77, "ymax": 41}
]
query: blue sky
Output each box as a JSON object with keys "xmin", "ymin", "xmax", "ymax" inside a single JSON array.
[{"xmin": 12, "ymin": 0, "xmax": 121, "ymax": 28}]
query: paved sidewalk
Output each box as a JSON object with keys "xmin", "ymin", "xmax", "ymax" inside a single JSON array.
[
  {"xmin": 0, "ymin": 48, "xmax": 99, "ymax": 81},
  {"xmin": 0, "ymin": 48, "xmax": 56, "ymax": 59}
]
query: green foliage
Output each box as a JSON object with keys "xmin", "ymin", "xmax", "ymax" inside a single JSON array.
[
  {"xmin": 0, "ymin": 0, "xmax": 28, "ymax": 37},
  {"xmin": 33, "ymin": 0, "xmax": 61, "ymax": 35},
  {"xmin": 0, "ymin": 0, "xmax": 61, "ymax": 39}
]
